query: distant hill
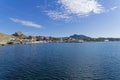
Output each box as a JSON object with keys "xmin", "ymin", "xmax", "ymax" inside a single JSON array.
[
  {"xmin": 0, "ymin": 33, "xmax": 14, "ymax": 44},
  {"xmin": 69, "ymin": 34, "xmax": 91, "ymax": 39}
]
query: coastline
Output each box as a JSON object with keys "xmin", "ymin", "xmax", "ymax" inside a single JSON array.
[
  {"xmin": 1, "ymin": 32, "xmax": 120, "ymax": 46},
  {"xmin": 1, "ymin": 41, "xmax": 120, "ymax": 47}
]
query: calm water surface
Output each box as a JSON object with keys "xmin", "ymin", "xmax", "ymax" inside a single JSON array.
[{"xmin": 0, "ymin": 42, "xmax": 120, "ymax": 80}]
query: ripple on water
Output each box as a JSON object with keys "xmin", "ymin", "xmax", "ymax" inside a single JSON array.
[{"xmin": 0, "ymin": 43, "xmax": 120, "ymax": 80}]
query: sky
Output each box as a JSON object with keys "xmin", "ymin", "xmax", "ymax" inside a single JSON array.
[{"xmin": 0, "ymin": 0, "xmax": 120, "ymax": 37}]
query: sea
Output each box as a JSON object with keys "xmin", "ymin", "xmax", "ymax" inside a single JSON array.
[{"xmin": 0, "ymin": 42, "xmax": 120, "ymax": 80}]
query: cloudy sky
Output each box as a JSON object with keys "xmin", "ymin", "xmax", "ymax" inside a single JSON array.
[{"xmin": 0, "ymin": 0, "xmax": 120, "ymax": 37}]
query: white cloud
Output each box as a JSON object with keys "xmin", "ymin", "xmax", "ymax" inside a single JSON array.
[
  {"xmin": 106, "ymin": 6, "xmax": 119, "ymax": 12},
  {"xmin": 58, "ymin": 0, "xmax": 103, "ymax": 15},
  {"xmin": 47, "ymin": 10, "xmax": 70, "ymax": 20},
  {"xmin": 9, "ymin": 18, "xmax": 42, "ymax": 28},
  {"xmin": 110, "ymin": 6, "xmax": 118, "ymax": 11},
  {"xmin": 47, "ymin": 0, "xmax": 104, "ymax": 20}
]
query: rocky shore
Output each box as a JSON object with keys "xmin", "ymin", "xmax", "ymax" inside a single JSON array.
[
  {"xmin": 0, "ymin": 32, "xmax": 57, "ymax": 46},
  {"xmin": 1, "ymin": 32, "xmax": 120, "ymax": 46}
]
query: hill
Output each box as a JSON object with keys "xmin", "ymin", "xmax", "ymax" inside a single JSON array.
[
  {"xmin": 69, "ymin": 34, "xmax": 91, "ymax": 39},
  {"xmin": 0, "ymin": 33, "xmax": 14, "ymax": 45}
]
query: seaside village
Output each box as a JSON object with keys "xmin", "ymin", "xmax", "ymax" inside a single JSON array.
[
  {"xmin": 0, "ymin": 32, "xmax": 85, "ymax": 46},
  {"xmin": 1, "ymin": 31, "xmax": 120, "ymax": 46}
]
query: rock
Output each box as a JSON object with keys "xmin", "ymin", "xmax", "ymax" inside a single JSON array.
[
  {"xmin": 12, "ymin": 32, "xmax": 27, "ymax": 39},
  {"xmin": 12, "ymin": 31, "xmax": 24, "ymax": 36}
]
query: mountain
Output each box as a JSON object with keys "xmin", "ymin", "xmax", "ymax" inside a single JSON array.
[{"xmin": 69, "ymin": 34, "xmax": 91, "ymax": 39}]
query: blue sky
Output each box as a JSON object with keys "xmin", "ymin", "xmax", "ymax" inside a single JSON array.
[{"xmin": 0, "ymin": 0, "xmax": 120, "ymax": 37}]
